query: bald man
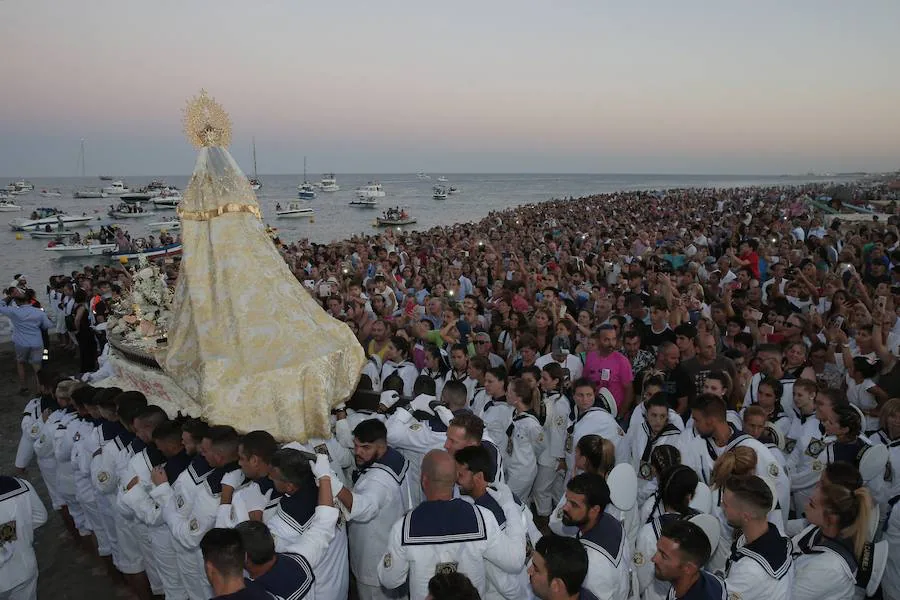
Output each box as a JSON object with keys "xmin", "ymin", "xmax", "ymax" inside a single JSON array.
[{"xmin": 378, "ymin": 450, "xmax": 526, "ymax": 600}]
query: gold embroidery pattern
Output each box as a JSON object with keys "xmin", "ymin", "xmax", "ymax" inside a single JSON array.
[{"xmin": 177, "ymin": 203, "xmax": 261, "ymax": 222}]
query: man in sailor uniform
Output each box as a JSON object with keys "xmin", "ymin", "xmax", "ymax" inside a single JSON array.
[
  {"xmin": 455, "ymin": 445, "xmax": 534, "ymax": 600},
  {"xmin": 561, "ymin": 473, "xmax": 630, "ymax": 600},
  {"xmin": 14, "ymin": 379, "xmax": 44, "ymax": 476},
  {"xmin": 87, "ymin": 388, "xmax": 125, "ymax": 571},
  {"xmin": 159, "ymin": 426, "xmax": 243, "ymax": 600},
  {"xmin": 199, "ymin": 528, "xmax": 274, "ymax": 600},
  {"xmin": 0, "ymin": 475, "xmax": 47, "ymax": 600},
  {"xmin": 380, "ymin": 336, "xmax": 421, "ymax": 397},
  {"xmin": 467, "ymin": 356, "xmax": 491, "ymax": 415},
  {"xmin": 266, "ymin": 449, "xmax": 346, "ymax": 600},
  {"xmin": 217, "ymin": 431, "xmax": 284, "ymax": 527},
  {"xmin": 121, "ymin": 417, "xmax": 193, "ymax": 600},
  {"xmin": 651, "ymin": 520, "xmax": 728, "ymax": 600},
  {"xmin": 721, "ymin": 476, "xmax": 793, "ymax": 600},
  {"xmin": 443, "ymin": 412, "xmax": 505, "ymax": 485},
  {"xmin": 564, "ymin": 379, "xmax": 625, "ymax": 482},
  {"xmin": 687, "ymin": 394, "xmax": 790, "ymax": 527},
  {"xmin": 378, "ymin": 450, "xmax": 526, "ymax": 600},
  {"xmin": 335, "ymin": 419, "xmax": 413, "ymax": 600},
  {"xmin": 236, "ymin": 521, "xmax": 316, "ymax": 600}
]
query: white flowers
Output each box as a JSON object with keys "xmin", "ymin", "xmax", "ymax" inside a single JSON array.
[{"xmin": 111, "ymin": 255, "xmax": 175, "ymax": 349}]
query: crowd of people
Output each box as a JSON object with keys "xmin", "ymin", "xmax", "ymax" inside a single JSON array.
[{"xmin": 4, "ymin": 179, "xmax": 900, "ymax": 600}]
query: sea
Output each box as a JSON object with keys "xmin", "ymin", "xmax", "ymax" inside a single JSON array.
[{"xmin": 0, "ymin": 172, "xmax": 852, "ymax": 341}]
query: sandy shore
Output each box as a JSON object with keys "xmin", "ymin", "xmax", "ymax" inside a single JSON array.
[{"xmin": 0, "ymin": 342, "xmax": 128, "ymax": 600}]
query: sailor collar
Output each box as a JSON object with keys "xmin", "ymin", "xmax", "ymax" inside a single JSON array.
[
  {"xmin": 354, "ymin": 447, "xmax": 409, "ymax": 485},
  {"xmin": 187, "ymin": 454, "xmax": 214, "ymax": 485},
  {"xmin": 483, "ymin": 396, "xmax": 510, "ymax": 413},
  {"xmin": 206, "ymin": 462, "xmax": 242, "ymax": 496},
  {"xmin": 666, "ymin": 570, "xmax": 727, "ymax": 600},
  {"xmin": 578, "ymin": 512, "xmax": 625, "ymax": 567},
  {"xmin": 728, "ymin": 523, "xmax": 792, "ymax": 580},
  {"xmin": 253, "ymin": 552, "xmax": 315, "ymax": 600},
  {"xmin": 402, "ymin": 498, "xmax": 487, "ymax": 545},
  {"xmin": 0, "ymin": 476, "xmax": 28, "ymax": 503},
  {"xmin": 276, "ymin": 480, "xmax": 319, "ymax": 533},
  {"xmin": 705, "ymin": 425, "xmax": 752, "ymax": 462},
  {"xmin": 474, "ymin": 491, "xmax": 507, "ymax": 529},
  {"xmin": 794, "ymin": 525, "xmax": 857, "ymax": 577}
]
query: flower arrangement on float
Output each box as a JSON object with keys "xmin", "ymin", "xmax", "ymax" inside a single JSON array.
[{"xmin": 108, "ymin": 255, "xmax": 175, "ymax": 349}]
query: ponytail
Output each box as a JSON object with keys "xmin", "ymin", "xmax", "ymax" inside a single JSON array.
[
  {"xmin": 711, "ymin": 446, "xmax": 757, "ymax": 490},
  {"xmin": 542, "ymin": 363, "xmax": 564, "ymax": 392},
  {"xmin": 576, "ymin": 434, "xmax": 615, "ymax": 477},
  {"xmin": 659, "ymin": 465, "xmax": 699, "ymax": 516},
  {"xmin": 820, "ymin": 483, "xmax": 873, "ymax": 561}
]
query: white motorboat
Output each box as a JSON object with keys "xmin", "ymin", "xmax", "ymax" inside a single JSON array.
[
  {"xmin": 318, "ymin": 173, "xmax": 340, "ymax": 192},
  {"xmin": 74, "ymin": 188, "xmax": 107, "ymax": 198},
  {"xmin": 40, "ymin": 188, "xmax": 63, "ymax": 198},
  {"xmin": 436, "ymin": 176, "xmax": 448, "ymax": 182},
  {"xmin": 432, "ymin": 186, "xmax": 448, "ymax": 200},
  {"xmin": 416, "ymin": 172, "xmax": 431, "ymax": 179},
  {"xmin": 0, "ymin": 199, "xmax": 21, "ymax": 212},
  {"xmin": 375, "ymin": 208, "xmax": 416, "ymax": 227},
  {"xmin": 9, "ymin": 209, "xmax": 94, "ymax": 231},
  {"xmin": 102, "ymin": 180, "xmax": 130, "ymax": 195},
  {"xmin": 355, "ymin": 182, "xmax": 386, "ymax": 198},
  {"xmin": 45, "ymin": 242, "xmax": 117, "ymax": 257},
  {"xmin": 30, "ymin": 230, "xmax": 79, "ymax": 239},
  {"xmin": 448, "ymin": 186, "xmax": 461, "ymax": 195},
  {"xmin": 275, "ymin": 203, "xmax": 314, "ymax": 218},
  {"xmin": 151, "ymin": 194, "xmax": 182, "ymax": 209},
  {"xmin": 297, "ymin": 157, "xmax": 317, "ymax": 199},
  {"xmin": 120, "ymin": 191, "xmax": 154, "ymax": 202},
  {"xmin": 147, "ymin": 218, "xmax": 181, "ymax": 231},
  {"xmin": 108, "ymin": 202, "xmax": 154, "ymax": 219},
  {"xmin": 9, "ymin": 180, "xmax": 35, "ymax": 194},
  {"xmin": 105, "ymin": 242, "xmax": 182, "ymax": 262},
  {"xmin": 349, "ymin": 198, "xmax": 378, "ymax": 208}
]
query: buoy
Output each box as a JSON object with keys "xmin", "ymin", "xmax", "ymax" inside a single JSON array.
[
  {"xmin": 15, "ymin": 233, "xmax": 22, "ymax": 240},
  {"xmin": 119, "ymin": 256, "xmax": 129, "ymax": 264},
  {"xmin": 309, "ymin": 218, "xmax": 315, "ymax": 223}
]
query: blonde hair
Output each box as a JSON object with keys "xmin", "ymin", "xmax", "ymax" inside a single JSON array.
[
  {"xmin": 711, "ymin": 446, "xmax": 757, "ymax": 490},
  {"xmin": 576, "ymin": 434, "xmax": 616, "ymax": 477},
  {"xmin": 820, "ymin": 483, "xmax": 873, "ymax": 561},
  {"xmin": 879, "ymin": 398, "xmax": 900, "ymax": 433}
]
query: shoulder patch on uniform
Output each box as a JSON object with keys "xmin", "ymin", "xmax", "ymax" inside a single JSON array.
[
  {"xmin": 434, "ymin": 561, "xmax": 459, "ymax": 575},
  {"xmin": 410, "ymin": 423, "xmax": 422, "ymax": 431},
  {"xmin": 633, "ymin": 551, "xmax": 644, "ymax": 566},
  {"xmin": 189, "ymin": 518, "xmax": 199, "ymax": 531},
  {"xmin": 176, "ymin": 495, "xmax": 185, "ymax": 509},
  {"xmin": 537, "ymin": 432, "xmax": 544, "ymax": 443},
  {"xmin": 728, "ymin": 593, "xmax": 742, "ymax": 600},
  {"xmin": 0, "ymin": 520, "xmax": 17, "ymax": 543},
  {"xmin": 97, "ymin": 471, "xmax": 109, "ymax": 483},
  {"xmin": 768, "ymin": 463, "xmax": 779, "ymax": 477},
  {"xmin": 383, "ymin": 553, "xmax": 392, "ymax": 568},
  {"xmin": 30, "ymin": 424, "xmax": 39, "ymax": 435},
  {"xmin": 617, "ymin": 427, "xmax": 625, "ymax": 437}
]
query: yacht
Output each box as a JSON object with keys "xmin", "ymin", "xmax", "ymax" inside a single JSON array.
[
  {"xmin": 318, "ymin": 173, "xmax": 340, "ymax": 192},
  {"xmin": 151, "ymin": 193, "xmax": 182, "ymax": 209},
  {"xmin": 448, "ymin": 186, "xmax": 461, "ymax": 195},
  {"xmin": 276, "ymin": 202, "xmax": 314, "ymax": 218},
  {"xmin": 349, "ymin": 197, "xmax": 378, "ymax": 208},
  {"xmin": 9, "ymin": 208, "xmax": 94, "ymax": 231},
  {"xmin": 0, "ymin": 199, "xmax": 21, "ymax": 212},
  {"xmin": 296, "ymin": 156, "xmax": 316, "ymax": 199},
  {"xmin": 249, "ymin": 138, "xmax": 262, "ymax": 190},
  {"xmin": 432, "ymin": 186, "xmax": 448, "ymax": 200},
  {"xmin": 73, "ymin": 188, "xmax": 107, "ymax": 199},
  {"xmin": 13, "ymin": 180, "xmax": 35, "ymax": 193},
  {"xmin": 355, "ymin": 182, "xmax": 386, "ymax": 199},
  {"xmin": 40, "ymin": 188, "xmax": 63, "ymax": 198},
  {"xmin": 102, "ymin": 180, "xmax": 130, "ymax": 195},
  {"xmin": 436, "ymin": 176, "xmax": 448, "ymax": 182},
  {"xmin": 416, "ymin": 172, "xmax": 431, "ymax": 180}
]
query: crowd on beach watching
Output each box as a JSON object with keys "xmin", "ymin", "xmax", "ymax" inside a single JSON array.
[{"xmin": 4, "ymin": 180, "xmax": 900, "ymax": 600}]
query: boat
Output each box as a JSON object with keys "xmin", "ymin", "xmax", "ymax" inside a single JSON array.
[
  {"xmin": 448, "ymin": 186, "xmax": 461, "ymax": 195},
  {"xmin": 349, "ymin": 197, "xmax": 378, "ymax": 208},
  {"xmin": 120, "ymin": 191, "xmax": 154, "ymax": 202},
  {"xmin": 436, "ymin": 176, "xmax": 448, "ymax": 182},
  {"xmin": 108, "ymin": 202, "xmax": 154, "ymax": 219},
  {"xmin": 146, "ymin": 180, "xmax": 173, "ymax": 193},
  {"xmin": 355, "ymin": 182, "xmax": 385, "ymax": 199},
  {"xmin": 102, "ymin": 180, "xmax": 130, "ymax": 195},
  {"xmin": 151, "ymin": 192, "xmax": 182, "ymax": 209},
  {"xmin": 147, "ymin": 218, "xmax": 181, "ymax": 231},
  {"xmin": 74, "ymin": 188, "xmax": 107, "ymax": 199},
  {"xmin": 432, "ymin": 186, "xmax": 448, "ymax": 200},
  {"xmin": 275, "ymin": 202, "xmax": 314, "ymax": 218},
  {"xmin": 99, "ymin": 175, "xmax": 114, "ymax": 181},
  {"xmin": 40, "ymin": 188, "xmax": 63, "ymax": 198},
  {"xmin": 31, "ymin": 230, "xmax": 80, "ymax": 240},
  {"xmin": 105, "ymin": 242, "xmax": 183, "ymax": 261},
  {"xmin": 0, "ymin": 199, "xmax": 21, "ymax": 212},
  {"xmin": 44, "ymin": 242, "xmax": 117, "ymax": 257},
  {"xmin": 9, "ymin": 209, "xmax": 94, "ymax": 231},
  {"xmin": 375, "ymin": 207, "xmax": 416, "ymax": 227},
  {"xmin": 416, "ymin": 172, "xmax": 431, "ymax": 179},
  {"xmin": 10, "ymin": 180, "xmax": 34, "ymax": 194},
  {"xmin": 249, "ymin": 138, "xmax": 262, "ymax": 190},
  {"xmin": 297, "ymin": 157, "xmax": 316, "ymax": 199},
  {"xmin": 318, "ymin": 173, "xmax": 340, "ymax": 192}
]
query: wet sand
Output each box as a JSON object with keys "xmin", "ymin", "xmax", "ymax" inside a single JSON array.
[{"xmin": 0, "ymin": 343, "xmax": 127, "ymax": 600}]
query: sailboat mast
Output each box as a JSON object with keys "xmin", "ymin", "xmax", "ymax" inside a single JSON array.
[
  {"xmin": 79, "ymin": 138, "xmax": 86, "ymax": 178},
  {"xmin": 252, "ymin": 137, "xmax": 258, "ymax": 179},
  {"xmin": 303, "ymin": 156, "xmax": 307, "ymax": 182}
]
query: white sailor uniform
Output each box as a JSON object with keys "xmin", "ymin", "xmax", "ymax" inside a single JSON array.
[
  {"xmin": 0, "ymin": 476, "xmax": 47, "ymax": 600},
  {"xmin": 723, "ymin": 523, "xmax": 794, "ymax": 600},
  {"xmin": 381, "ymin": 360, "xmax": 420, "ymax": 397},
  {"xmin": 564, "ymin": 407, "xmax": 625, "ymax": 481},
  {"xmin": 88, "ymin": 420, "xmax": 126, "ymax": 567},
  {"xmin": 626, "ymin": 421, "xmax": 682, "ymax": 506},
  {"xmin": 635, "ymin": 511, "xmax": 700, "ymax": 600},
  {"xmin": 346, "ymin": 448, "xmax": 412, "ymax": 600},
  {"xmin": 504, "ymin": 411, "xmax": 545, "ymax": 502},
  {"xmin": 786, "ymin": 414, "xmax": 825, "ymax": 515},
  {"xmin": 577, "ymin": 512, "xmax": 631, "ymax": 600},
  {"xmin": 443, "ymin": 370, "xmax": 477, "ymax": 402},
  {"xmin": 790, "ymin": 525, "xmax": 859, "ymax": 600},
  {"xmin": 215, "ymin": 474, "xmax": 283, "ymax": 528},
  {"xmin": 14, "ymin": 396, "xmax": 41, "ymax": 471},
  {"xmin": 472, "ymin": 490, "xmax": 533, "ymax": 600},
  {"xmin": 482, "ymin": 397, "xmax": 516, "ymax": 458},
  {"xmin": 117, "ymin": 442, "xmax": 165, "ymax": 595},
  {"xmin": 665, "ymin": 570, "xmax": 728, "ymax": 600},
  {"xmin": 882, "ymin": 494, "xmax": 900, "ymax": 600},
  {"xmin": 70, "ymin": 415, "xmax": 114, "ymax": 558},
  {"xmin": 52, "ymin": 408, "xmax": 88, "ymax": 534},
  {"xmin": 266, "ymin": 482, "xmax": 345, "ymax": 600},
  {"xmin": 531, "ymin": 391, "xmax": 570, "ymax": 517},
  {"xmin": 249, "ymin": 552, "xmax": 316, "ymax": 600},
  {"xmin": 470, "ymin": 385, "xmax": 489, "ymax": 416},
  {"xmin": 378, "ymin": 497, "xmax": 525, "ymax": 600},
  {"xmin": 32, "ymin": 407, "xmax": 65, "ymax": 511},
  {"xmin": 744, "ymin": 371, "xmax": 797, "ymax": 414}
]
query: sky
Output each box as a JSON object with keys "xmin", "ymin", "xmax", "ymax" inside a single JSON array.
[{"xmin": 1, "ymin": 0, "xmax": 898, "ymax": 176}]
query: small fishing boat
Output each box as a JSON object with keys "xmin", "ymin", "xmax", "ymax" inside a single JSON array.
[
  {"xmin": 0, "ymin": 199, "xmax": 21, "ymax": 212},
  {"xmin": 318, "ymin": 173, "xmax": 340, "ymax": 192},
  {"xmin": 45, "ymin": 242, "xmax": 117, "ymax": 257},
  {"xmin": 105, "ymin": 242, "xmax": 183, "ymax": 262},
  {"xmin": 102, "ymin": 180, "xmax": 130, "ymax": 195},
  {"xmin": 349, "ymin": 198, "xmax": 378, "ymax": 208},
  {"xmin": 375, "ymin": 207, "xmax": 416, "ymax": 227},
  {"xmin": 30, "ymin": 230, "xmax": 80, "ymax": 239},
  {"xmin": 120, "ymin": 191, "xmax": 154, "ymax": 202},
  {"xmin": 9, "ymin": 209, "xmax": 94, "ymax": 231},
  {"xmin": 74, "ymin": 188, "xmax": 107, "ymax": 199},
  {"xmin": 448, "ymin": 186, "xmax": 461, "ymax": 195},
  {"xmin": 151, "ymin": 194, "xmax": 182, "ymax": 209},
  {"xmin": 416, "ymin": 172, "xmax": 431, "ymax": 179},
  {"xmin": 436, "ymin": 176, "xmax": 448, "ymax": 182},
  {"xmin": 432, "ymin": 186, "xmax": 448, "ymax": 200},
  {"xmin": 40, "ymin": 189, "xmax": 63, "ymax": 198},
  {"xmin": 146, "ymin": 218, "xmax": 181, "ymax": 231},
  {"xmin": 276, "ymin": 202, "xmax": 314, "ymax": 218},
  {"xmin": 108, "ymin": 202, "xmax": 154, "ymax": 219}
]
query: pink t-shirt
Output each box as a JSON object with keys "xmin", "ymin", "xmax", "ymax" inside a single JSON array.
[{"xmin": 583, "ymin": 351, "xmax": 634, "ymax": 410}]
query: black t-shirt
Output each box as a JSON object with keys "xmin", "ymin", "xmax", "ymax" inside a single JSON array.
[
  {"xmin": 642, "ymin": 325, "xmax": 676, "ymax": 352},
  {"xmin": 678, "ymin": 356, "xmax": 736, "ymax": 398},
  {"xmin": 661, "ymin": 364, "xmax": 695, "ymax": 410}
]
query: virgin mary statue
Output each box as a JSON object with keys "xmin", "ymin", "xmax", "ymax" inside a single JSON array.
[{"xmin": 162, "ymin": 90, "xmax": 365, "ymax": 442}]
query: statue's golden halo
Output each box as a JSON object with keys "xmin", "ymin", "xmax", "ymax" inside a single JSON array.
[{"xmin": 183, "ymin": 89, "xmax": 232, "ymax": 149}]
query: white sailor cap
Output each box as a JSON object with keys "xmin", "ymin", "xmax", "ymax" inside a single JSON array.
[
  {"xmin": 597, "ymin": 388, "xmax": 618, "ymax": 419},
  {"xmin": 763, "ymin": 422, "xmax": 786, "ymax": 451},
  {"xmin": 858, "ymin": 442, "xmax": 889, "ymax": 483},
  {"xmin": 379, "ymin": 390, "xmax": 401, "ymax": 409},
  {"xmin": 688, "ymin": 513, "xmax": 721, "ymax": 557},
  {"xmin": 860, "ymin": 540, "xmax": 889, "ymax": 597},
  {"xmin": 607, "ymin": 463, "xmax": 637, "ymax": 511},
  {"xmin": 689, "ymin": 481, "xmax": 712, "ymax": 514}
]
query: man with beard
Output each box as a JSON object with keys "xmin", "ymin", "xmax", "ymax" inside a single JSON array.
[
  {"xmin": 721, "ymin": 476, "xmax": 794, "ymax": 600},
  {"xmin": 561, "ymin": 473, "xmax": 629, "ymax": 600},
  {"xmin": 651, "ymin": 520, "xmax": 726, "ymax": 599},
  {"xmin": 336, "ymin": 419, "xmax": 413, "ymax": 600}
]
